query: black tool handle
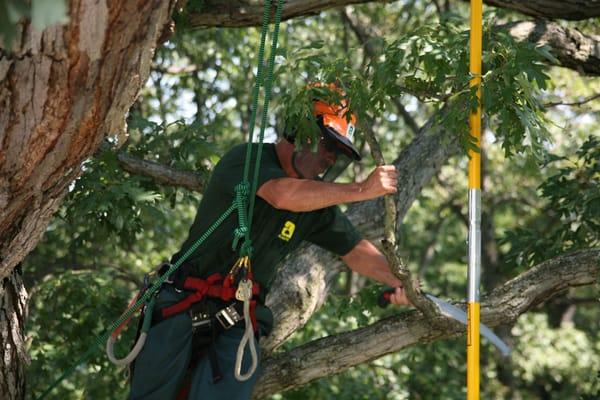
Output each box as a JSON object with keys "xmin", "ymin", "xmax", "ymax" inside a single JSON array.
[{"xmin": 378, "ymin": 288, "xmax": 395, "ymax": 308}]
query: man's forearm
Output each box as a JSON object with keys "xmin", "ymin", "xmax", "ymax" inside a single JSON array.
[
  {"xmin": 257, "ymin": 178, "xmax": 367, "ymax": 212},
  {"xmin": 257, "ymin": 165, "xmax": 397, "ymax": 212},
  {"xmin": 341, "ymin": 240, "xmax": 402, "ymax": 288}
]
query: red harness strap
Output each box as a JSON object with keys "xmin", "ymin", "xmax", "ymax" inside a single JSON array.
[{"xmin": 160, "ymin": 273, "xmax": 261, "ymax": 330}]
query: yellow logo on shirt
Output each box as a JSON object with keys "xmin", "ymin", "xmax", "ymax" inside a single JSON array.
[{"xmin": 278, "ymin": 221, "xmax": 296, "ymax": 242}]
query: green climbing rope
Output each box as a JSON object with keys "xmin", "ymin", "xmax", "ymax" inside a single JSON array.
[
  {"xmin": 247, "ymin": 0, "xmax": 285, "ymax": 243},
  {"xmin": 34, "ymin": 0, "xmax": 285, "ymax": 397},
  {"xmin": 236, "ymin": 0, "xmax": 285, "ymax": 258}
]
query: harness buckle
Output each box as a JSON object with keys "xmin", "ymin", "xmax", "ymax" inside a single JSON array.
[
  {"xmin": 191, "ymin": 312, "xmax": 211, "ymax": 330},
  {"xmin": 189, "ymin": 303, "xmax": 211, "ymax": 331},
  {"xmin": 215, "ymin": 305, "xmax": 242, "ymax": 330}
]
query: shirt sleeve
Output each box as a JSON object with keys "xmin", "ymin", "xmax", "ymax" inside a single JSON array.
[
  {"xmin": 213, "ymin": 144, "xmax": 287, "ymax": 197},
  {"xmin": 306, "ymin": 206, "xmax": 363, "ymax": 256}
]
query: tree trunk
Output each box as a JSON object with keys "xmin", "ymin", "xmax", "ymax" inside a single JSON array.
[
  {"xmin": 0, "ymin": 0, "xmax": 176, "ymax": 396},
  {"xmin": 0, "ymin": 269, "xmax": 28, "ymax": 400}
]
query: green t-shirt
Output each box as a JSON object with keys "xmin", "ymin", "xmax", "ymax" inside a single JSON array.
[{"xmin": 171, "ymin": 143, "xmax": 362, "ymax": 296}]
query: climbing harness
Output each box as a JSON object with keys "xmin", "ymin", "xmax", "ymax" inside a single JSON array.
[
  {"xmin": 132, "ymin": 258, "xmax": 262, "ymax": 383},
  {"xmin": 35, "ymin": 0, "xmax": 285, "ymax": 398}
]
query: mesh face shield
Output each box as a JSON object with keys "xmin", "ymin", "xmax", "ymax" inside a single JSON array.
[
  {"xmin": 290, "ymin": 134, "xmax": 354, "ymax": 182},
  {"xmin": 320, "ymin": 153, "xmax": 352, "ymax": 182}
]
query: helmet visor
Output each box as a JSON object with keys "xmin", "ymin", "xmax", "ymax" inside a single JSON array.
[
  {"xmin": 320, "ymin": 153, "xmax": 352, "ymax": 182},
  {"xmin": 291, "ymin": 136, "xmax": 352, "ymax": 182}
]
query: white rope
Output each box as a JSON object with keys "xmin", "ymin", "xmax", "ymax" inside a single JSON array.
[
  {"xmin": 234, "ymin": 298, "xmax": 258, "ymax": 381},
  {"xmin": 106, "ymin": 332, "xmax": 147, "ymax": 367}
]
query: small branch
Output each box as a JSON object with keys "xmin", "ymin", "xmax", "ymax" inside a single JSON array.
[
  {"xmin": 362, "ymin": 124, "xmax": 440, "ymax": 320},
  {"xmin": 117, "ymin": 153, "xmax": 206, "ymax": 192},
  {"xmin": 362, "ymin": 125, "xmax": 397, "ymax": 244},
  {"xmin": 339, "ymin": 9, "xmax": 378, "ymax": 59},
  {"xmin": 431, "ymin": 0, "xmax": 444, "ymax": 16},
  {"xmin": 544, "ymin": 93, "xmax": 600, "ymax": 108}
]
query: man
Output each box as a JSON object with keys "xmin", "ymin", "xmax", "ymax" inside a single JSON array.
[{"xmin": 129, "ymin": 85, "xmax": 411, "ymax": 399}]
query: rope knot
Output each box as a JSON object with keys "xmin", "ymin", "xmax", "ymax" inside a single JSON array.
[
  {"xmin": 240, "ymin": 241, "xmax": 253, "ymax": 258},
  {"xmin": 232, "ymin": 227, "xmax": 248, "ymax": 251},
  {"xmin": 235, "ymin": 182, "xmax": 250, "ymax": 197},
  {"xmin": 233, "ymin": 226, "xmax": 248, "ymax": 237}
]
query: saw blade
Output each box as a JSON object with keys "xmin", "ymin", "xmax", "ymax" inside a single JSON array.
[{"xmin": 425, "ymin": 293, "xmax": 511, "ymax": 356}]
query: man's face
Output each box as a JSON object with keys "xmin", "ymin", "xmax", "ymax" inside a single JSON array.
[{"xmin": 292, "ymin": 137, "xmax": 338, "ymax": 180}]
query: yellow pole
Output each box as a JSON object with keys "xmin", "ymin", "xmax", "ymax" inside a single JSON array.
[{"xmin": 468, "ymin": 1, "xmax": 482, "ymax": 400}]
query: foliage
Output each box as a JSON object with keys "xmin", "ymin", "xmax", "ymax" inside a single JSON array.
[
  {"xmin": 503, "ymin": 137, "xmax": 600, "ymax": 268},
  {"xmin": 512, "ymin": 313, "xmax": 600, "ymax": 399},
  {"xmin": 65, "ymin": 147, "xmax": 164, "ymax": 246},
  {"xmin": 278, "ymin": 12, "xmax": 554, "ymax": 158},
  {"xmin": 27, "ymin": 270, "xmax": 133, "ymax": 400}
]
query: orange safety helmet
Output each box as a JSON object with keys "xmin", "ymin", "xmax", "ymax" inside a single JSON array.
[{"xmin": 312, "ymin": 83, "xmax": 361, "ymax": 161}]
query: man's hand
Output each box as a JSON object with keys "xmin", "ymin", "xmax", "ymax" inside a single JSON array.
[
  {"xmin": 388, "ymin": 286, "xmax": 411, "ymax": 306},
  {"xmin": 359, "ymin": 165, "xmax": 398, "ymax": 199}
]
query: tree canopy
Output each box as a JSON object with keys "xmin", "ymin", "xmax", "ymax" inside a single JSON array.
[{"xmin": 0, "ymin": 1, "xmax": 599, "ymax": 399}]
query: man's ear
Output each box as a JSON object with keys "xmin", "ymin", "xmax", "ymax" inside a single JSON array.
[{"xmin": 282, "ymin": 122, "xmax": 297, "ymax": 143}]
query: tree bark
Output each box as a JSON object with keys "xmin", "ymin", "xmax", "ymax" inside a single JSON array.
[
  {"xmin": 187, "ymin": 0, "xmax": 390, "ymax": 28},
  {"xmin": 0, "ymin": 0, "xmax": 176, "ymax": 397},
  {"xmin": 0, "ymin": 270, "xmax": 28, "ymax": 400},
  {"xmin": 253, "ymin": 248, "xmax": 600, "ymax": 398},
  {"xmin": 117, "ymin": 152, "xmax": 207, "ymax": 192},
  {"xmin": 479, "ymin": 0, "xmax": 600, "ymax": 21},
  {"xmin": 187, "ymin": 0, "xmax": 600, "ymax": 27},
  {"xmin": 0, "ymin": 0, "xmax": 175, "ymax": 279},
  {"xmin": 501, "ymin": 20, "xmax": 600, "ymax": 76}
]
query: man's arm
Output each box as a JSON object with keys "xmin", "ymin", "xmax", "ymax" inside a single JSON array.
[
  {"xmin": 257, "ymin": 165, "xmax": 397, "ymax": 212},
  {"xmin": 340, "ymin": 239, "xmax": 412, "ymax": 306}
]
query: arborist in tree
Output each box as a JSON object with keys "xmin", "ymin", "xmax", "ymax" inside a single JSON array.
[{"xmin": 128, "ymin": 83, "xmax": 412, "ymax": 400}]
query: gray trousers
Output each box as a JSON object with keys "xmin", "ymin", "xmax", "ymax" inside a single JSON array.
[{"xmin": 128, "ymin": 287, "xmax": 261, "ymax": 400}]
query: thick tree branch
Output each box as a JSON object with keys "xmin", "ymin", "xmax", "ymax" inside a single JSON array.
[
  {"xmin": 477, "ymin": 0, "xmax": 600, "ymax": 20},
  {"xmin": 186, "ymin": 1, "xmax": 600, "ymax": 76},
  {"xmin": 187, "ymin": 0, "xmax": 600, "ymax": 28},
  {"xmin": 116, "ymin": 153, "xmax": 206, "ymax": 192},
  {"xmin": 0, "ymin": 1, "xmax": 177, "ymax": 279},
  {"xmin": 501, "ymin": 20, "xmax": 600, "ymax": 76},
  {"xmin": 254, "ymin": 248, "xmax": 600, "ymax": 398},
  {"xmin": 187, "ymin": 0, "xmax": 392, "ymax": 28}
]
